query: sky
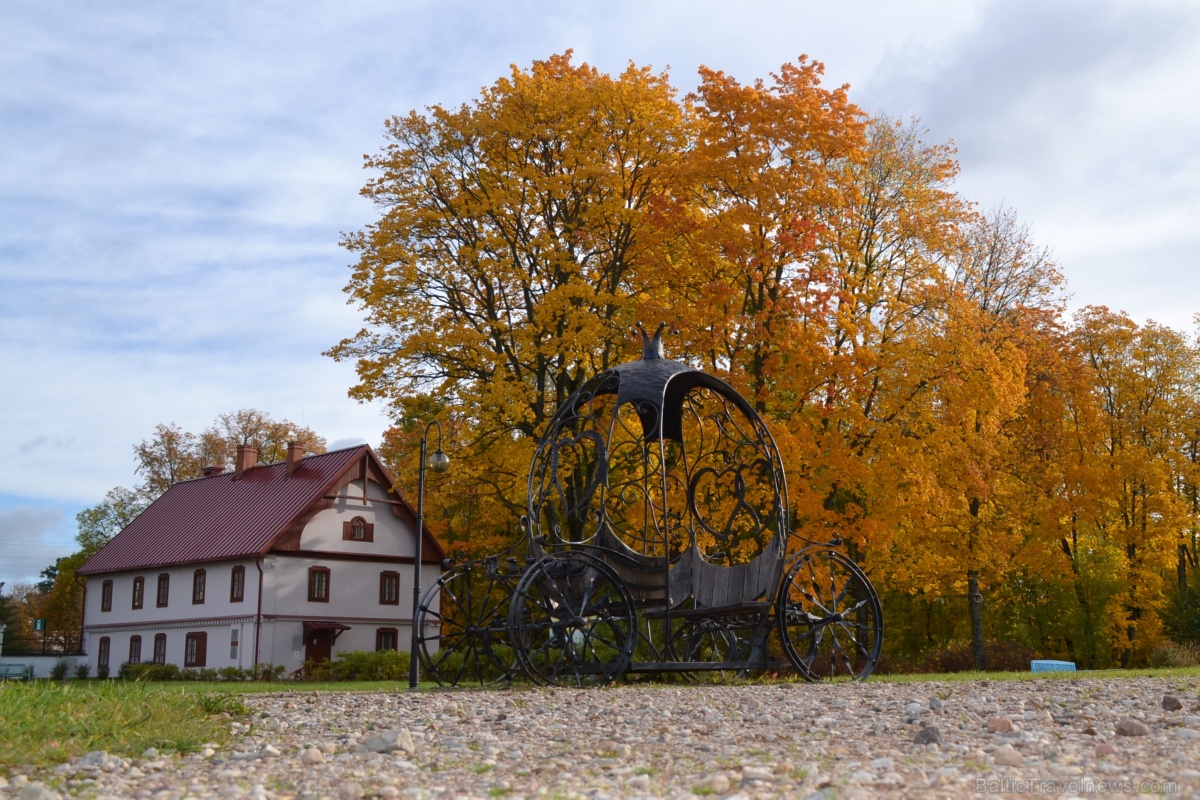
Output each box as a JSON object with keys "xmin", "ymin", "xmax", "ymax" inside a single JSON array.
[{"xmin": 2, "ymin": 0, "xmax": 1198, "ymax": 586}]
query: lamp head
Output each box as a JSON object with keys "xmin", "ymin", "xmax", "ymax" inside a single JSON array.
[{"xmin": 428, "ymin": 449, "xmax": 450, "ymax": 473}]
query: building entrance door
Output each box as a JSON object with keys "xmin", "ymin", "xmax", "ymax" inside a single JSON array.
[{"xmin": 305, "ymin": 629, "xmax": 332, "ymax": 664}]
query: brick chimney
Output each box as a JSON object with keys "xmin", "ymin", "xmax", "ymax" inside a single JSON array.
[
  {"xmin": 235, "ymin": 444, "xmax": 258, "ymax": 475},
  {"xmin": 201, "ymin": 464, "xmax": 226, "ymax": 477},
  {"xmin": 286, "ymin": 441, "xmax": 305, "ymax": 475}
]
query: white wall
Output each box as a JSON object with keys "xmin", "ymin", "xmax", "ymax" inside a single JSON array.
[
  {"xmin": 82, "ymin": 560, "xmax": 260, "ymax": 674},
  {"xmin": 257, "ymin": 555, "xmax": 442, "ymax": 672},
  {"xmin": 0, "ymin": 655, "xmax": 82, "ymax": 679},
  {"xmin": 83, "ymin": 559, "xmax": 261, "ymax": 628},
  {"xmin": 300, "ymin": 479, "xmax": 416, "ymax": 558},
  {"xmin": 85, "ymin": 621, "xmax": 253, "ymax": 674}
]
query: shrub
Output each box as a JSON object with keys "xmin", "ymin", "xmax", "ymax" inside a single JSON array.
[
  {"xmin": 254, "ymin": 663, "xmax": 285, "ymax": 681},
  {"xmin": 1149, "ymin": 640, "xmax": 1200, "ymax": 668},
  {"xmin": 74, "ymin": 663, "xmax": 91, "ymax": 680},
  {"xmin": 328, "ymin": 650, "xmax": 411, "ymax": 681},
  {"xmin": 96, "ymin": 664, "xmax": 109, "ymax": 680},
  {"xmin": 918, "ymin": 640, "xmax": 1039, "ymax": 673},
  {"xmin": 49, "ymin": 659, "xmax": 69, "ymax": 681},
  {"xmin": 217, "ymin": 666, "xmax": 253, "ymax": 682},
  {"xmin": 122, "ymin": 662, "xmax": 182, "ymax": 681}
]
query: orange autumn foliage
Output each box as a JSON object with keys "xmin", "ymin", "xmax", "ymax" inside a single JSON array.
[{"xmin": 331, "ymin": 53, "xmax": 1200, "ymax": 670}]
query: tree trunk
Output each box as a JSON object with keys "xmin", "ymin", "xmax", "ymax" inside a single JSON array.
[{"xmin": 968, "ymin": 570, "xmax": 986, "ymax": 670}]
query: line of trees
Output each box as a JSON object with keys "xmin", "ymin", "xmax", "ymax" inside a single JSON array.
[
  {"xmin": 0, "ymin": 410, "xmax": 324, "ymax": 654},
  {"xmin": 328, "ymin": 52, "xmax": 1200, "ymax": 670}
]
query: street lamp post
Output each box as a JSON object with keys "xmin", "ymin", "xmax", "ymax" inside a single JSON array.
[{"xmin": 409, "ymin": 420, "xmax": 450, "ymax": 688}]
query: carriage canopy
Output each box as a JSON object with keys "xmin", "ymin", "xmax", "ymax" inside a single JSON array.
[{"xmin": 527, "ymin": 324, "xmax": 790, "ymax": 607}]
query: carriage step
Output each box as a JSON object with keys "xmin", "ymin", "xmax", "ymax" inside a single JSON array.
[{"xmin": 642, "ymin": 600, "xmax": 771, "ymax": 620}]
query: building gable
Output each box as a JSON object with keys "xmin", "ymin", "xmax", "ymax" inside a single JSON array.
[{"xmin": 78, "ymin": 445, "xmax": 444, "ymax": 576}]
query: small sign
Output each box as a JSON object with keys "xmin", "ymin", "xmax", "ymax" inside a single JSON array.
[{"xmin": 33, "ymin": 619, "xmax": 46, "ymax": 632}]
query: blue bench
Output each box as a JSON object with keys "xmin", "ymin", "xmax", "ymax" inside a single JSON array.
[
  {"xmin": 1031, "ymin": 659, "xmax": 1076, "ymax": 672},
  {"xmin": 0, "ymin": 663, "xmax": 32, "ymax": 680}
]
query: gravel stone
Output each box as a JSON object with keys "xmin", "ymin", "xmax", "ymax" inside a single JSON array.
[
  {"xmin": 362, "ymin": 728, "xmax": 416, "ymax": 754},
  {"xmin": 694, "ymin": 773, "xmax": 730, "ymax": 793},
  {"xmin": 742, "ymin": 765, "xmax": 774, "ymax": 781},
  {"xmin": 913, "ymin": 725, "xmax": 942, "ymax": 745},
  {"xmin": 7, "ymin": 676, "xmax": 1200, "ymax": 798},
  {"xmin": 17, "ymin": 783, "xmax": 62, "ymax": 800},
  {"xmin": 993, "ymin": 744, "xmax": 1023, "ymax": 766},
  {"xmin": 1115, "ymin": 718, "xmax": 1151, "ymax": 736},
  {"xmin": 1164, "ymin": 695, "xmax": 1184, "ymax": 711},
  {"xmin": 985, "ymin": 717, "xmax": 1013, "ymax": 733}
]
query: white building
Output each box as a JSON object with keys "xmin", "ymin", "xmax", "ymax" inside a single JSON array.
[{"xmin": 77, "ymin": 443, "xmax": 445, "ymax": 675}]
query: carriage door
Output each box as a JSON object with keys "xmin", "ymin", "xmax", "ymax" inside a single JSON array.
[{"xmin": 305, "ymin": 629, "xmax": 333, "ymax": 664}]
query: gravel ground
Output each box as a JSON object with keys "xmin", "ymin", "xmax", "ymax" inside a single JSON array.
[{"xmin": 3, "ymin": 676, "xmax": 1200, "ymax": 799}]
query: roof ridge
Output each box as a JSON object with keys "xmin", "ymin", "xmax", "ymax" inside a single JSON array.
[{"xmin": 175, "ymin": 443, "xmax": 370, "ymax": 483}]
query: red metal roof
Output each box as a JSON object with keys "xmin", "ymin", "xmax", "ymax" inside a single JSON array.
[{"xmin": 79, "ymin": 445, "xmax": 441, "ymax": 575}]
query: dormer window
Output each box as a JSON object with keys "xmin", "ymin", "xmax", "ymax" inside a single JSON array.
[{"xmin": 342, "ymin": 516, "xmax": 374, "ymax": 542}]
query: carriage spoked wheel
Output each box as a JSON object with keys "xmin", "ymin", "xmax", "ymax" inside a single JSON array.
[
  {"xmin": 417, "ymin": 562, "xmax": 518, "ymax": 687},
  {"xmin": 508, "ymin": 550, "xmax": 637, "ymax": 687},
  {"xmin": 666, "ymin": 617, "xmax": 740, "ymax": 667},
  {"xmin": 777, "ymin": 548, "xmax": 883, "ymax": 682}
]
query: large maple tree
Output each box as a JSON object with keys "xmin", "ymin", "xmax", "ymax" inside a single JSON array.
[{"xmin": 333, "ymin": 52, "xmax": 1200, "ymax": 669}]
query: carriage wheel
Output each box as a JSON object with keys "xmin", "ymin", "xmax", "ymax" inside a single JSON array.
[
  {"xmin": 418, "ymin": 563, "xmax": 516, "ymax": 687},
  {"xmin": 508, "ymin": 550, "xmax": 637, "ymax": 687},
  {"xmin": 777, "ymin": 548, "xmax": 883, "ymax": 682},
  {"xmin": 667, "ymin": 617, "xmax": 739, "ymax": 664}
]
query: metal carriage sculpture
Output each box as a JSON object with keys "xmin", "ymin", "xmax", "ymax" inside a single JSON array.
[{"xmin": 416, "ymin": 325, "xmax": 883, "ymax": 686}]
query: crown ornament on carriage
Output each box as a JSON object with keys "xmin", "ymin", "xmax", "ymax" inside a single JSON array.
[{"xmin": 634, "ymin": 321, "xmax": 676, "ymax": 360}]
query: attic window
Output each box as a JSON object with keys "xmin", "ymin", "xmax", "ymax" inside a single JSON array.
[{"xmin": 342, "ymin": 516, "xmax": 374, "ymax": 542}]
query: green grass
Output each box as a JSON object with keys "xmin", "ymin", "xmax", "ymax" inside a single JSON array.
[
  {"xmin": 161, "ymin": 678, "xmax": 424, "ymax": 695},
  {"xmin": 869, "ymin": 666, "xmax": 1200, "ymax": 683},
  {"xmin": 0, "ymin": 681, "xmax": 249, "ymax": 767},
  {"xmin": 0, "ymin": 678, "xmax": 454, "ymax": 769}
]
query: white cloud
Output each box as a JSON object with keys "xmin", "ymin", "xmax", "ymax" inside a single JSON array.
[
  {"xmin": 858, "ymin": 0, "xmax": 1200, "ymax": 329},
  {"xmin": 2, "ymin": 0, "xmax": 1199, "ymax": 555},
  {"xmin": 0, "ymin": 506, "xmax": 73, "ymax": 587}
]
